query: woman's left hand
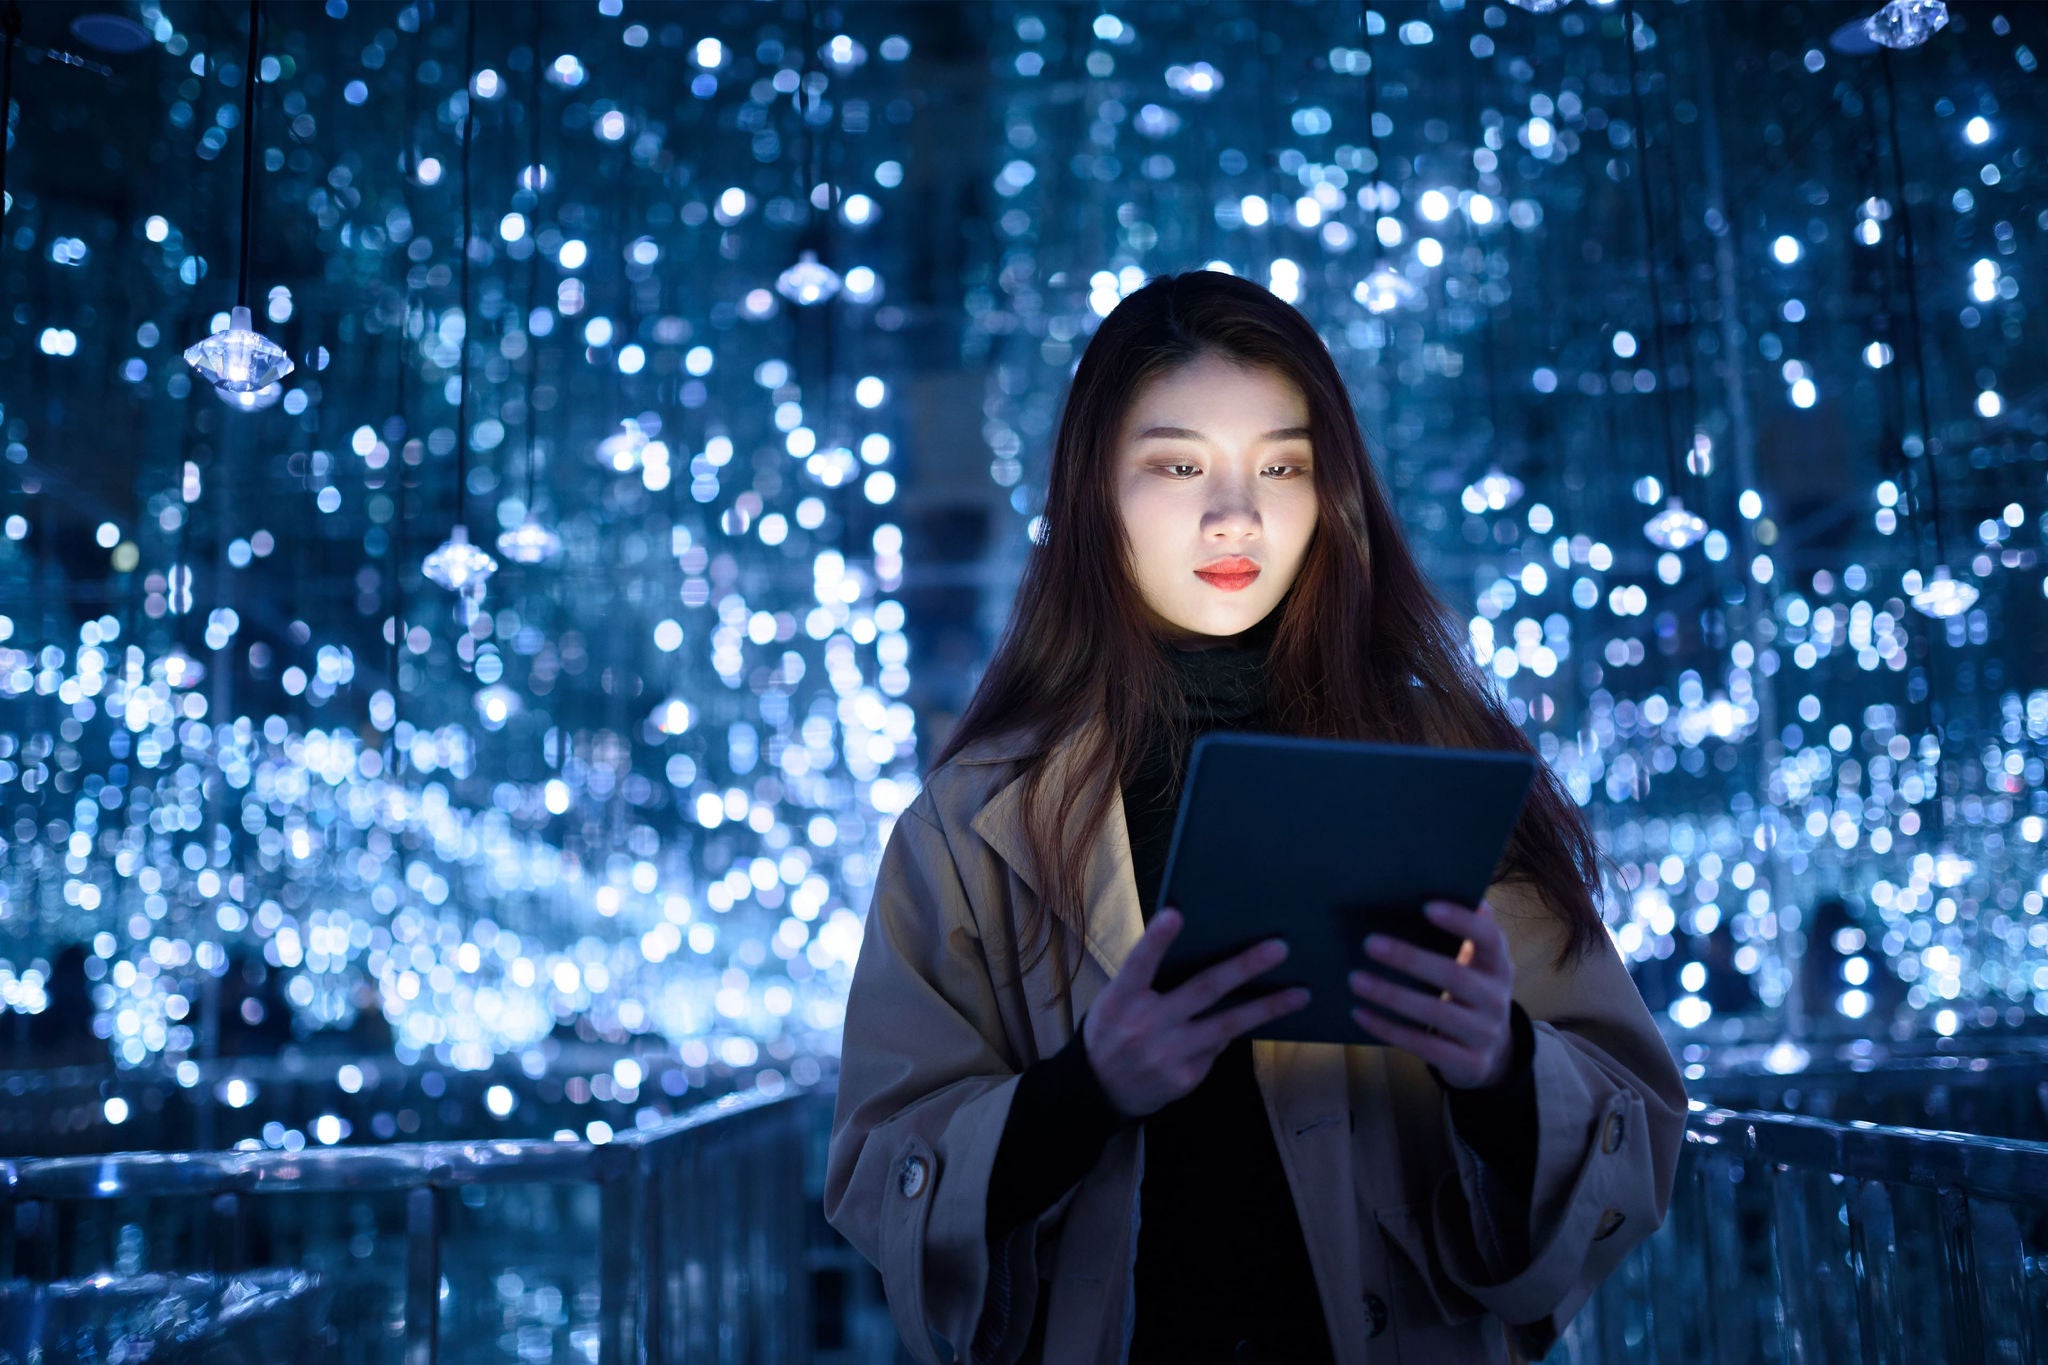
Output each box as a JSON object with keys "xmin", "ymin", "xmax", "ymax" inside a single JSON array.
[{"xmin": 1349, "ymin": 899, "xmax": 1516, "ymax": 1090}]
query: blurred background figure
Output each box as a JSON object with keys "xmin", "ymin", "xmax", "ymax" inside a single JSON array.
[
  {"xmin": 23, "ymin": 944, "xmax": 102, "ymax": 1069},
  {"xmin": 210, "ymin": 949, "xmax": 297, "ymax": 1058}
]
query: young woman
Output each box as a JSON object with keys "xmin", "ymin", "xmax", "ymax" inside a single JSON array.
[{"xmin": 824, "ymin": 270, "xmax": 1685, "ymax": 1365}]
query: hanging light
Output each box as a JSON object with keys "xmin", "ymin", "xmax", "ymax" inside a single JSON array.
[
  {"xmin": 1463, "ymin": 465, "xmax": 1524, "ymax": 513},
  {"xmin": 496, "ymin": 515, "xmax": 561, "ymax": 565},
  {"xmin": 151, "ymin": 646, "xmax": 206, "ymax": 689},
  {"xmin": 1863, "ymin": 0, "xmax": 1949, "ymax": 49},
  {"xmin": 475, "ymin": 683, "xmax": 523, "ymax": 728},
  {"xmin": 1506, "ymin": 0, "xmax": 1574, "ymax": 10},
  {"xmin": 423, "ymin": 524, "xmax": 497, "ymax": 593},
  {"xmin": 187, "ymin": 306, "xmax": 293, "ymax": 394},
  {"xmin": 776, "ymin": 247, "xmax": 842, "ymax": 306},
  {"xmin": 424, "ymin": 0, "xmax": 495, "ymax": 604},
  {"xmin": 1908, "ymin": 564, "xmax": 1978, "ymax": 618},
  {"xmin": 1355, "ymin": 263, "xmax": 1420, "ymax": 315},
  {"xmin": 595, "ymin": 416, "xmax": 654, "ymax": 472},
  {"xmin": 651, "ymin": 696, "xmax": 693, "ymax": 736},
  {"xmin": 1644, "ymin": 498, "xmax": 1709, "ymax": 551},
  {"xmin": 1348, "ymin": 12, "xmax": 1422, "ymax": 321},
  {"xmin": 500, "ymin": 0, "xmax": 562, "ymax": 570},
  {"xmin": 185, "ymin": 1, "xmax": 293, "ymax": 397},
  {"xmin": 777, "ymin": 29, "xmax": 841, "ymax": 310}
]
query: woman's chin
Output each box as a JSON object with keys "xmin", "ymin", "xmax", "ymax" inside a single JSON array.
[{"xmin": 1159, "ymin": 600, "xmax": 1276, "ymax": 643}]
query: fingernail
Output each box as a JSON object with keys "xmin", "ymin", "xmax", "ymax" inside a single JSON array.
[{"xmin": 1289, "ymin": 989, "xmax": 1311, "ymax": 1006}]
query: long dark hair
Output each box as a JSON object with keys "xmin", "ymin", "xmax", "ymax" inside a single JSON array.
[{"xmin": 933, "ymin": 270, "xmax": 1606, "ymax": 1008}]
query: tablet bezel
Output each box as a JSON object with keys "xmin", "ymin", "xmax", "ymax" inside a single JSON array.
[{"xmin": 1148, "ymin": 732, "xmax": 1538, "ymax": 1046}]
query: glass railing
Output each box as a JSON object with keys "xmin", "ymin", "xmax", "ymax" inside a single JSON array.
[
  {"xmin": 1563, "ymin": 1100, "xmax": 2048, "ymax": 1364},
  {"xmin": 12, "ymin": 1079, "xmax": 2048, "ymax": 1363},
  {"xmin": 1, "ymin": 1084, "xmax": 905, "ymax": 1365}
]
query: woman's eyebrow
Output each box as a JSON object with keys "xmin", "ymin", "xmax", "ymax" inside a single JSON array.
[{"xmin": 1132, "ymin": 425, "xmax": 1312, "ymax": 443}]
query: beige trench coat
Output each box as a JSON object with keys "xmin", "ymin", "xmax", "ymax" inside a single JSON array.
[{"xmin": 824, "ymin": 726, "xmax": 1687, "ymax": 1364}]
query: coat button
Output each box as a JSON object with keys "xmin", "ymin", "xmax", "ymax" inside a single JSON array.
[
  {"xmin": 898, "ymin": 1154, "xmax": 928, "ymax": 1198},
  {"xmin": 1362, "ymin": 1292, "xmax": 1388, "ymax": 1338},
  {"xmin": 1593, "ymin": 1207, "xmax": 1626, "ymax": 1241},
  {"xmin": 1601, "ymin": 1111, "xmax": 1625, "ymax": 1154}
]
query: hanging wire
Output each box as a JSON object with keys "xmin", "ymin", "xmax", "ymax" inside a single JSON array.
[
  {"xmin": 1359, "ymin": 0, "xmax": 1383, "ymax": 270},
  {"xmin": 237, "ymin": 0, "xmax": 261, "ymax": 311},
  {"xmin": 1878, "ymin": 47, "xmax": 1948, "ymax": 568},
  {"xmin": 1621, "ymin": 0, "xmax": 1683, "ymax": 503},
  {"xmin": 456, "ymin": 0, "xmax": 477, "ymax": 531},
  {"xmin": 0, "ymin": 2, "xmax": 21, "ymax": 291},
  {"xmin": 523, "ymin": 0, "xmax": 544, "ymax": 511},
  {"xmin": 800, "ymin": 0, "xmax": 818, "ymax": 202}
]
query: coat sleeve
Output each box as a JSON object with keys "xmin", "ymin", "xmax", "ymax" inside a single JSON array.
[
  {"xmin": 822, "ymin": 794, "xmax": 1049, "ymax": 1365},
  {"xmin": 1421, "ymin": 877, "xmax": 1688, "ymax": 1361}
]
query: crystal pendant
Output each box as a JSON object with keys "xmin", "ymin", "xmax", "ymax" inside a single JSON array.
[
  {"xmin": 217, "ymin": 380, "xmax": 284, "ymax": 412},
  {"xmin": 776, "ymin": 249, "xmax": 843, "ymax": 306},
  {"xmin": 651, "ymin": 696, "xmax": 693, "ymax": 736},
  {"xmin": 184, "ymin": 305, "xmax": 296, "ymax": 393},
  {"xmin": 496, "ymin": 515, "xmax": 562, "ymax": 565},
  {"xmin": 1464, "ymin": 465, "xmax": 1524, "ymax": 512},
  {"xmin": 1643, "ymin": 498, "xmax": 1709, "ymax": 550},
  {"xmin": 596, "ymin": 418, "xmax": 651, "ymax": 472},
  {"xmin": 475, "ymin": 683, "xmax": 523, "ymax": 727},
  {"xmin": 1355, "ymin": 264, "xmax": 1420, "ymax": 315},
  {"xmin": 1908, "ymin": 564, "xmax": 1978, "ymax": 618},
  {"xmin": 422, "ymin": 524, "xmax": 498, "ymax": 593},
  {"xmin": 1863, "ymin": 0, "xmax": 1948, "ymax": 49},
  {"xmin": 1761, "ymin": 1039, "xmax": 1811, "ymax": 1075},
  {"xmin": 1506, "ymin": 0, "xmax": 1573, "ymax": 10},
  {"xmin": 151, "ymin": 646, "xmax": 206, "ymax": 689}
]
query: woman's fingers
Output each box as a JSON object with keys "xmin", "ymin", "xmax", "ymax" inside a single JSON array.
[
  {"xmin": 1191, "ymin": 982, "xmax": 1312, "ymax": 1053},
  {"xmin": 1422, "ymin": 899, "xmax": 1511, "ymax": 973},
  {"xmin": 1360, "ymin": 933, "xmax": 1495, "ymax": 1002},
  {"xmin": 1108, "ymin": 906, "xmax": 1184, "ymax": 1002},
  {"xmin": 1349, "ymin": 969, "xmax": 1488, "ymax": 1044},
  {"xmin": 1165, "ymin": 934, "xmax": 1291, "ymax": 1024},
  {"xmin": 1350, "ymin": 1000, "xmax": 1473, "ymax": 1073}
]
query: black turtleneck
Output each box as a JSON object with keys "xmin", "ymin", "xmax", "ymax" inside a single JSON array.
[{"xmin": 983, "ymin": 615, "xmax": 1538, "ymax": 1357}]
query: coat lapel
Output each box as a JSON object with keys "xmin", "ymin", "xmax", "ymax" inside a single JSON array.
[{"xmin": 965, "ymin": 725, "xmax": 1142, "ymax": 1026}]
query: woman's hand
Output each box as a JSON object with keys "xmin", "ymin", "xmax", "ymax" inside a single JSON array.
[
  {"xmin": 1083, "ymin": 906, "xmax": 1312, "ymax": 1120},
  {"xmin": 1348, "ymin": 899, "xmax": 1516, "ymax": 1090}
]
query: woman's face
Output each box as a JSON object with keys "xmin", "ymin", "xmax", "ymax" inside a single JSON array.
[{"xmin": 1114, "ymin": 351, "xmax": 1319, "ymax": 646}]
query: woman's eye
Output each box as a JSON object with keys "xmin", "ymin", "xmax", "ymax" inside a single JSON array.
[
  {"xmin": 1265, "ymin": 465, "xmax": 1308, "ymax": 478},
  {"xmin": 1160, "ymin": 463, "xmax": 1199, "ymax": 478}
]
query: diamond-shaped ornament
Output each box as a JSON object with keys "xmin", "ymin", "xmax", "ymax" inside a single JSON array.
[
  {"xmin": 423, "ymin": 524, "xmax": 498, "ymax": 593},
  {"xmin": 184, "ymin": 305, "xmax": 295, "ymax": 393}
]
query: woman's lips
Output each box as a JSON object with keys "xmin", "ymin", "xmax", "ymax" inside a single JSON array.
[{"xmin": 1194, "ymin": 563, "xmax": 1260, "ymax": 592}]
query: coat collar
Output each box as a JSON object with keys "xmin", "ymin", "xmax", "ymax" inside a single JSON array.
[{"xmin": 963, "ymin": 724, "xmax": 1143, "ymax": 1013}]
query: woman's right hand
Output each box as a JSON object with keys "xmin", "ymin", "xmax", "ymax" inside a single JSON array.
[{"xmin": 1082, "ymin": 906, "xmax": 1310, "ymax": 1120}]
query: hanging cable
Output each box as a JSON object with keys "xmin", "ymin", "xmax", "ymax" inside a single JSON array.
[
  {"xmin": 0, "ymin": 2, "xmax": 21, "ymax": 291},
  {"xmin": 524, "ymin": 0, "xmax": 544, "ymax": 511},
  {"xmin": 1879, "ymin": 47, "xmax": 1947, "ymax": 568},
  {"xmin": 1360, "ymin": 0, "xmax": 1381, "ymax": 270},
  {"xmin": 238, "ymin": 0, "xmax": 261, "ymax": 311},
  {"xmin": 456, "ymin": 0, "xmax": 477, "ymax": 531},
  {"xmin": 1621, "ymin": 0, "xmax": 1680, "ymax": 502}
]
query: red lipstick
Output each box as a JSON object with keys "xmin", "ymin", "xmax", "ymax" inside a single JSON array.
[{"xmin": 1194, "ymin": 556, "xmax": 1261, "ymax": 592}]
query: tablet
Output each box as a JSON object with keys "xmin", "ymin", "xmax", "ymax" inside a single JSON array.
[{"xmin": 1151, "ymin": 732, "xmax": 1538, "ymax": 1047}]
